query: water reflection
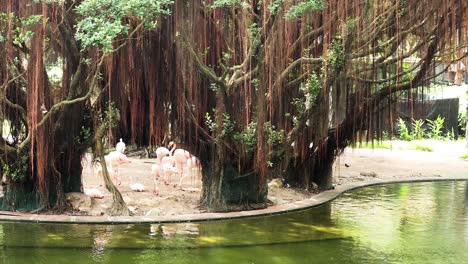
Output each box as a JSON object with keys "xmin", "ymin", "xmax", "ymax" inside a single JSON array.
[
  {"xmin": 465, "ymin": 183, "xmax": 468, "ymax": 206},
  {"xmin": 0, "ymin": 181, "xmax": 466, "ymax": 264},
  {"xmin": 91, "ymin": 226, "xmax": 112, "ymax": 262}
]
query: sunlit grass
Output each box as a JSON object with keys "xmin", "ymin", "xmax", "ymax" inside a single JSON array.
[
  {"xmin": 351, "ymin": 140, "xmax": 445, "ymax": 152},
  {"xmin": 103, "ymin": 147, "xmax": 116, "ymax": 154},
  {"xmin": 408, "ymin": 143, "xmax": 433, "ymax": 152},
  {"xmin": 351, "ymin": 140, "xmax": 393, "ymax": 149},
  {"xmin": 460, "ymin": 153, "xmax": 468, "ymax": 159}
]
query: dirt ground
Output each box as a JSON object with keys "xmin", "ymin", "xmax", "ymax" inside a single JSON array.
[{"xmin": 81, "ymin": 140, "xmax": 468, "ymax": 216}]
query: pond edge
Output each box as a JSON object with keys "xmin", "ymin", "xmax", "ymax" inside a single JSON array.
[{"xmin": 0, "ymin": 175, "xmax": 467, "ymax": 225}]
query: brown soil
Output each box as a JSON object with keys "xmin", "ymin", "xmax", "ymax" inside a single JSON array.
[{"xmin": 80, "ymin": 140, "xmax": 467, "ymax": 217}]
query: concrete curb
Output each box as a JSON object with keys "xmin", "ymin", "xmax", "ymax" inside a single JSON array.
[{"xmin": 0, "ymin": 175, "xmax": 466, "ymax": 225}]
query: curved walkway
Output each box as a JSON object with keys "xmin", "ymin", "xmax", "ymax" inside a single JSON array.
[{"xmin": 0, "ymin": 175, "xmax": 467, "ymax": 224}]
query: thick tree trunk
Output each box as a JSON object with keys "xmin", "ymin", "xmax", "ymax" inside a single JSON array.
[
  {"xmin": 53, "ymin": 104, "xmax": 89, "ymax": 195},
  {"xmin": 0, "ymin": 179, "xmax": 40, "ymax": 211},
  {"xmin": 201, "ymin": 161, "xmax": 268, "ymax": 212},
  {"xmin": 284, "ymin": 148, "xmax": 335, "ymax": 191}
]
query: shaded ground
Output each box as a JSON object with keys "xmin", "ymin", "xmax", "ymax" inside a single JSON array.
[
  {"xmin": 80, "ymin": 154, "xmax": 311, "ymax": 216},
  {"xmin": 80, "ymin": 140, "xmax": 468, "ymax": 217}
]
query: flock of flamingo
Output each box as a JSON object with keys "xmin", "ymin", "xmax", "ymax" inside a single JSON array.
[{"xmin": 85, "ymin": 139, "xmax": 200, "ymax": 199}]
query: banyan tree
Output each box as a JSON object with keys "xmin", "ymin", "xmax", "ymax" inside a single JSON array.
[
  {"xmin": 0, "ymin": 0, "xmax": 172, "ymax": 213},
  {"xmin": 0, "ymin": 0, "xmax": 467, "ymax": 212}
]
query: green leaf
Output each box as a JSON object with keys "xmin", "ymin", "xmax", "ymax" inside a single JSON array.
[
  {"xmin": 75, "ymin": 0, "xmax": 173, "ymax": 52},
  {"xmin": 286, "ymin": 0, "xmax": 326, "ymax": 20}
]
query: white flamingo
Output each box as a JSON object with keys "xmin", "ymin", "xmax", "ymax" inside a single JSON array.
[{"xmin": 116, "ymin": 138, "xmax": 126, "ymax": 154}]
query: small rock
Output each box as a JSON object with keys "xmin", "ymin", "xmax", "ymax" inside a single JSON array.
[
  {"xmin": 145, "ymin": 208, "xmax": 162, "ymax": 216},
  {"xmin": 310, "ymin": 182, "xmax": 319, "ymax": 193},
  {"xmin": 268, "ymin": 178, "xmax": 284, "ymax": 189},
  {"xmin": 360, "ymin": 171, "xmax": 377, "ymax": 177},
  {"xmin": 128, "ymin": 206, "xmax": 138, "ymax": 214},
  {"xmin": 66, "ymin": 192, "xmax": 92, "ymax": 211}
]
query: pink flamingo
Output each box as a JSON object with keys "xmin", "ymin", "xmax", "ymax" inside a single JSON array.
[
  {"xmin": 151, "ymin": 158, "xmax": 179, "ymax": 194},
  {"xmin": 104, "ymin": 151, "xmax": 131, "ymax": 185},
  {"xmin": 155, "ymin": 141, "xmax": 175, "ymax": 164},
  {"xmin": 177, "ymin": 155, "xmax": 201, "ymax": 189},
  {"xmin": 155, "ymin": 142, "xmax": 199, "ymax": 189},
  {"xmin": 169, "ymin": 142, "xmax": 199, "ymax": 189},
  {"xmin": 129, "ymin": 167, "xmax": 145, "ymax": 192},
  {"xmin": 130, "ymin": 183, "xmax": 145, "ymax": 192},
  {"xmin": 85, "ymin": 188, "xmax": 104, "ymax": 199},
  {"xmin": 160, "ymin": 155, "xmax": 177, "ymax": 185},
  {"xmin": 151, "ymin": 163, "xmax": 162, "ymax": 195}
]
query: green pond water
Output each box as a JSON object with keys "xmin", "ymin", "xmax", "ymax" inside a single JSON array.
[{"xmin": 0, "ymin": 181, "xmax": 467, "ymax": 263}]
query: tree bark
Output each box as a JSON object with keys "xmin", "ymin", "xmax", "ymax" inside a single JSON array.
[
  {"xmin": 201, "ymin": 161, "xmax": 267, "ymax": 211},
  {"xmin": 94, "ymin": 119, "xmax": 129, "ymax": 216}
]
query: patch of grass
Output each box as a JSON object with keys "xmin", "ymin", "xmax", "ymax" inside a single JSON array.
[
  {"xmin": 460, "ymin": 153, "xmax": 468, "ymax": 159},
  {"xmin": 351, "ymin": 140, "xmax": 393, "ymax": 149},
  {"xmin": 409, "ymin": 143, "xmax": 433, "ymax": 152},
  {"xmin": 104, "ymin": 147, "xmax": 116, "ymax": 155}
]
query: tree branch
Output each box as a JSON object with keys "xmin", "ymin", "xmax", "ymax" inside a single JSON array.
[
  {"xmin": 349, "ymin": 58, "xmax": 424, "ymax": 84},
  {"xmin": 1, "ymin": 69, "xmax": 28, "ymax": 121},
  {"xmin": 273, "ymin": 57, "xmax": 322, "ymax": 89},
  {"xmin": 183, "ymin": 39, "xmax": 224, "ymax": 88},
  {"xmin": 229, "ymin": 66, "xmax": 259, "ymax": 88}
]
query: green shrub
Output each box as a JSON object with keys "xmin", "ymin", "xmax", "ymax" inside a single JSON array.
[
  {"xmin": 445, "ymin": 128, "xmax": 456, "ymax": 141},
  {"xmin": 397, "ymin": 118, "xmax": 411, "ymax": 141},
  {"xmin": 426, "ymin": 115, "xmax": 445, "ymax": 140},
  {"xmin": 458, "ymin": 112, "xmax": 466, "ymax": 137},
  {"xmin": 411, "ymin": 119, "xmax": 425, "ymax": 140},
  {"xmin": 1, "ymin": 154, "xmax": 28, "ymax": 182}
]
